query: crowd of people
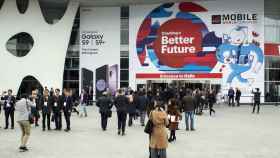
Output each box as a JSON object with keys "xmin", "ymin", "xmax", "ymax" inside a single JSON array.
[
  {"xmin": 0, "ymin": 85, "xmax": 262, "ymax": 156},
  {"xmin": 0, "ymin": 87, "xmax": 89, "ymax": 151},
  {"xmin": 95, "ymin": 87, "xmax": 221, "ymax": 158}
]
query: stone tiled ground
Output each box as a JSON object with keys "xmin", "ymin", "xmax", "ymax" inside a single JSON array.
[{"xmin": 0, "ymin": 105, "xmax": 279, "ymax": 158}]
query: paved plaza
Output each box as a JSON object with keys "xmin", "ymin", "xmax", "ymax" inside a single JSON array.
[{"xmin": 0, "ymin": 105, "xmax": 280, "ymax": 158}]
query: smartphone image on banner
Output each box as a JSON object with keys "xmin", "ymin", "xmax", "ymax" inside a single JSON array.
[
  {"xmin": 95, "ymin": 65, "xmax": 109, "ymax": 99},
  {"xmin": 82, "ymin": 68, "xmax": 93, "ymax": 91},
  {"xmin": 109, "ymin": 64, "xmax": 118, "ymax": 96}
]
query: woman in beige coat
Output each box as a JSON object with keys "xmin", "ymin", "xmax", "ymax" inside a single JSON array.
[{"xmin": 149, "ymin": 102, "xmax": 169, "ymax": 158}]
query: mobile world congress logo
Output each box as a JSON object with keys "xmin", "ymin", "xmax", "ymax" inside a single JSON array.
[{"xmin": 212, "ymin": 13, "xmax": 258, "ymax": 24}]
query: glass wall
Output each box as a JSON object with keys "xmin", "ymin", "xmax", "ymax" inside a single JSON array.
[
  {"xmin": 264, "ymin": 56, "xmax": 280, "ymax": 102},
  {"xmin": 63, "ymin": 9, "xmax": 80, "ymax": 95},
  {"xmin": 120, "ymin": 6, "xmax": 129, "ymax": 88}
]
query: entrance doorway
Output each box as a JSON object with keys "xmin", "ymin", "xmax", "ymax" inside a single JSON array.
[
  {"xmin": 17, "ymin": 76, "xmax": 43, "ymax": 98},
  {"xmin": 143, "ymin": 80, "xmax": 221, "ymax": 93}
]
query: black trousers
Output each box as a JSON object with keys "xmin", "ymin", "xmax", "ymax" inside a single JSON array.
[
  {"xmin": 169, "ymin": 130, "xmax": 176, "ymax": 141},
  {"xmin": 64, "ymin": 111, "xmax": 71, "ymax": 130},
  {"xmin": 4, "ymin": 109, "xmax": 14, "ymax": 128},
  {"xmin": 128, "ymin": 113, "xmax": 134, "ymax": 126},
  {"xmin": 117, "ymin": 111, "xmax": 127, "ymax": 133},
  {"xmin": 236, "ymin": 98, "xmax": 240, "ymax": 106},
  {"xmin": 54, "ymin": 112, "xmax": 62, "ymax": 130},
  {"xmin": 32, "ymin": 109, "xmax": 40, "ymax": 126},
  {"xmin": 100, "ymin": 112, "xmax": 108, "ymax": 130},
  {"xmin": 42, "ymin": 113, "xmax": 51, "ymax": 130},
  {"xmin": 209, "ymin": 103, "xmax": 215, "ymax": 116},
  {"xmin": 228, "ymin": 96, "xmax": 234, "ymax": 106},
  {"xmin": 253, "ymin": 102, "xmax": 260, "ymax": 113}
]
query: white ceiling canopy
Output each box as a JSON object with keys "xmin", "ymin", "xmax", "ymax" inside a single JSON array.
[{"xmin": 38, "ymin": 0, "xmax": 280, "ymax": 19}]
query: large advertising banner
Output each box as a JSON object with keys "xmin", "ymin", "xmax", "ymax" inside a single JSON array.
[
  {"xmin": 129, "ymin": 0, "xmax": 264, "ymax": 102},
  {"xmin": 80, "ymin": 7, "xmax": 120, "ymax": 99}
]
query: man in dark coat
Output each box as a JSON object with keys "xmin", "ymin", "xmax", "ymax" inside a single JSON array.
[
  {"xmin": 63, "ymin": 89, "xmax": 73, "ymax": 132},
  {"xmin": 182, "ymin": 90, "xmax": 196, "ymax": 131},
  {"xmin": 235, "ymin": 88, "xmax": 242, "ymax": 107},
  {"xmin": 53, "ymin": 89, "xmax": 63, "ymax": 130},
  {"xmin": 42, "ymin": 90, "xmax": 53, "ymax": 131},
  {"xmin": 252, "ymin": 88, "xmax": 261, "ymax": 114},
  {"xmin": 208, "ymin": 90, "xmax": 216, "ymax": 116},
  {"xmin": 96, "ymin": 92, "xmax": 113, "ymax": 131},
  {"xmin": 127, "ymin": 90, "xmax": 136, "ymax": 127},
  {"xmin": 136, "ymin": 91, "xmax": 148, "ymax": 126},
  {"xmin": 1, "ymin": 89, "xmax": 16, "ymax": 129},
  {"xmin": 114, "ymin": 89, "xmax": 129, "ymax": 136},
  {"xmin": 228, "ymin": 87, "xmax": 235, "ymax": 107}
]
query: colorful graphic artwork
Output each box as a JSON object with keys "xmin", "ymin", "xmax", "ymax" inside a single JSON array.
[
  {"xmin": 136, "ymin": 2, "xmax": 264, "ymax": 84},
  {"xmin": 216, "ymin": 26, "xmax": 264, "ymax": 83}
]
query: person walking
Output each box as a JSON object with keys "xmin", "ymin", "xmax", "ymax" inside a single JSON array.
[
  {"xmin": 15, "ymin": 94, "xmax": 35, "ymax": 152},
  {"xmin": 194, "ymin": 89, "xmax": 202, "ymax": 115},
  {"xmin": 182, "ymin": 90, "xmax": 196, "ymax": 131},
  {"xmin": 1, "ymin": 89, "xmax": 16, "ymax": 129},
  {"xmin": 114, "ymin": 89, "xmax": 129, "ymax": 136},
  {"xmin": 127, "ymin": 90, "xmax": 136, "ymax": 127},
  {"xmin": 96, "ymin": 92, "xmax": 113, "ymax": 131},
  {"xmin": 149, "ymin": 101, "xmax": 169, "ymax": 158},
  {"xmin": 208, "ymin": 90, "xmax": 216, "ymax": 116},
  {"xmin": 252, "ymin": 88, "xmax": 261, "ymax": 114},
  {"xmin": 167, "ymin": 99, "xmax": 181, "ymax": 142},
  {"xmin": 79, "ymin": 89, "xmax": 88, "ymax": 117},
  {"xmin": 63, "ymin": 89, "xmax": 73, "ymax": 132},
  {"xmin": 235, "ymin": 88, "xmax": 241, "ymax": 107},
  {"xmin": 228, "ymin": 87, "xmax": 235, "ymax": 107},
  {"xmin": 137, "ymin": 91, "xmax": 148, "ymax": 126}
]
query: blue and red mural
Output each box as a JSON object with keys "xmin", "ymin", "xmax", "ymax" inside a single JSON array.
[{"xmin": 136, "ymin": 2, "xmax": 264, "ymax": 84}]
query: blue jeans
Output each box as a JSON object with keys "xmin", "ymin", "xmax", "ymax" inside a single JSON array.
[
  {"xmin": 151, "ymin": 148, "xmax": 166, "ymax": 158},
  {"xmin": 139, "ymin": 111, "xmax": 146, "ymax": 125},
  {"xmin": 185, "ymin": 111, "xmax": 194, "ymax": 130},
  {"xmin": 80, "ymin": 103, "xmax": 87, "ymax": 116}
]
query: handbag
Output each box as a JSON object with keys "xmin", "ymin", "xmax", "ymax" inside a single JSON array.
[
  {"xmin": 144, "ymin": 112, "xmax": 154, "ymax": 134},
  {"xmin": 26, "ymin": 99, "xmax": 34, "ymax": 124},
  {"xmin": 29, "ymin": 114, "xmax": 34, "ymax": 124}
]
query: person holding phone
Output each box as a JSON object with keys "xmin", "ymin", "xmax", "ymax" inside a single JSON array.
[{"xmin": 15, "ymin": 93, "xmax": 35, "ymax": 152}]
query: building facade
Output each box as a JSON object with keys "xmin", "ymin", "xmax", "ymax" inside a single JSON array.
[{"xmin": 0, "ymin": 0, "xmax": 280, "ymax": 103}]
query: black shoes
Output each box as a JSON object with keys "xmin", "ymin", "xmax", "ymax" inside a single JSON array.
[
  {"xmin": 117, "ymin": 130, "xmax": 125, "ymax": 136},
  {"xmin": 64, "ymin": 128, "xmax": 70, "ymax": 132},
  {"xmin": 168, "ymin": 137, "xmax": 176, "ymax": 142},
  {"xmin": 19, "ymin": 146, "xmax": 28, "ymax": 152}
]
